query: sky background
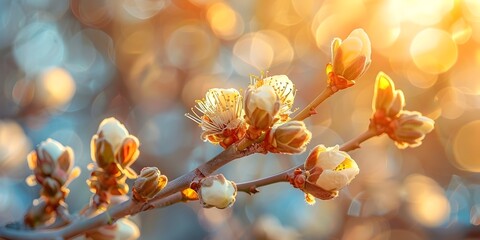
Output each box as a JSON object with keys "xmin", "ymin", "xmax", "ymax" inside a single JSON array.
[{"xmin": 1, "ymin": 0, "xmax": 480, "ymax": 239}]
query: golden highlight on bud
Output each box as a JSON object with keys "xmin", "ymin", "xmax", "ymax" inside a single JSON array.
[
  {"xmin": 302, "ymin": 145, "xmax": 359, "ymax": 201},
  {"xmin": 372, "ymin": 72, "xmax": 405, "ymax": 125},
  {"xmin": 133, "ymin": 167, "xmax": 168, "ymax": 202},
  {"xmin": 369, "ymin": 72, "xmax": 435, "ymax": 149},
  {"xmin": 266, "ymin": 121, "xmax": 311, "ymax": 154},
  {"xmin": 198, "ymin": 174, "xmax": 237, "ymax": 209},
  {"xmin": 389, "ymin": 110, "xmax": 435, "ymax": 149},
  {"xmin": 327, "ymin": 28, "xmax": 371, "ymax": 91},
  {"xmin": 186, "ymin": 88, "xmax": 246, "ymax": 148}
]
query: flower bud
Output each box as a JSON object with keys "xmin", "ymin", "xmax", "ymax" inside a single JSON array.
[
  {"xmin": 91, "ymin": 117, "xmax": 139, "ymax": 178},
  {"xmin": 372, "ymin": 72, "xmax": 405, "ymax": 124},
  {"xmin": 28, "ymin": 138, "xmax": 75, "ymax": 185},
  {"xmin": 260, "ymin": 75, "xmax": 296, "ymax": 122},
  {"xmin": 266, "ymin": 121, "xmax": 311, "ymax": 154},
  {"xmin": 97, "ymin": 117, "xmax": 129, "ymax": 151},
  {"xmin": 244, "ymin": 85, "xmax": 280, "ymax": 131},
  {"xmin": 389, "ymin": 110, "xmax": 435, "ymax": 149},
  {"xmin": 303, "ymin": 145, "xmax": 359, "ymax": 200},
  {"xmin": 198, "ymin": 174, "xmax": 237, "ymax": 209},
  {"xmin": 133, "ymin": 167, "xmax": 168, "ymax": 202},
  {"xmin": 327, "ymin": 28, "xmax": 371, "ymax": 90}
]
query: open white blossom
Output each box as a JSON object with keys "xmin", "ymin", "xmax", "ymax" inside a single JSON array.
[{"xmin": 186, "ymin": 88, "xmax": 246, "ymax": 148}]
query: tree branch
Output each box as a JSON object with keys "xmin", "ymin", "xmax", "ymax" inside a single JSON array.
[
  {"xmin": 235, "ymin": 127, "xmax": 382, "ymax": 194},
  {"xmin": 292, "ymin": 87, "xmax": 335, "ymax": 121},
  {"xmin": 0, "ymin": 143, "xmax": 258, "ymax": 240}
]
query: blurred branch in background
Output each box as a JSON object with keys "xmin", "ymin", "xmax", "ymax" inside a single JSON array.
[{"xmin": 1, "ymin": 0, "xmax": 480, "ymax": 239}]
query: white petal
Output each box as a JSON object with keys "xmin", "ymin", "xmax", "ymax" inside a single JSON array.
[
  {"xmin": 252, "ymin": 85, "xmax": 277, "ymax": 112},
  {"xmin": 98, "ymin": 118, "xmax": 129, "ymax": 151},
  {"xmin": 338, "ymin": 37, "xmax": 363, "ymax": 69},
  {"xmin": 341, "ymin": 166, "xmax": 360, "ymax": 182},
  {"xmin": 316, "ymin": 149, "xmax": 346, "ymax": 170},
  {"xmin": 315, "ymin": 170, "xmax": 350, "ymax": 191},
  {"xmin": 348, "ymin": 28, "xmax": 371, "ymax": 60},
  {"xmin": 39, "ymin": 138, "xmax": 65, "ymax": 161}
]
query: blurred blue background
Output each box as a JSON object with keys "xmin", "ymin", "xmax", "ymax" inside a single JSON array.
[{"xmin": 1, "ymin": 0, "xmax": 480, "ymax": 239}]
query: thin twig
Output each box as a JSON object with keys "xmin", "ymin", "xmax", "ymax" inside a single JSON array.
[
  {"xmin": 236, "ymin": 171, "xmax": 291, "ymax": 194},
  {"xmin": 292, "ymin": 87, "xmax": 335, "ymax": 121},
  {"xmin": 235, "ymin": 127, "xmax": 382, "ymax": 194}
]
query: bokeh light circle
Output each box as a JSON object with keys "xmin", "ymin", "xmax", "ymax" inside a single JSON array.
[
  {"xmin": 410, "ymin": 28, "xmax": 458, "ymax": 74},
  {"xmin": 453, "ymin": 120, "xmax": 480, "ymax": 172},
  {"xmin": 404, "ymin": 174, "xmax": 450, "ymax": 227},
  {"xmin": 206, "ymin": 2, "xmax": 244, "ymax": 40},
  {"xmin": 232, "ymin": 30, "xmax": 294, "ymax": 75},
  {"xmin": 35, "ymin": 67, "xmax": 76, "ymax": 109},
  {"xmin": 13, "ymin": 22, "xmax": 65, "ymax": 75},
  {"xmin": 166, "ymin": 24, "xmax": 216, "ymax": 69},
  {"xmin": 435, "ymin": 87, "xmax": 466, "ymax": 119}
]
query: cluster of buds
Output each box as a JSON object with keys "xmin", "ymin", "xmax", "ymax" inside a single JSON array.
[
  {"xmin": 87, "ymin": 118, "xmax": 140, "ymax": 207},
  {"xmin": 371, "ymin": 72, "xmax": 435, "ymax": 148},
  {"xmin": 24, "ymin": 139, "xmax": 80, "ymax": 227},
  {"xmin": 290, "ymin": 145, "xmax": 359, "ymax": 204},
  {"xmin": 186, "ymin": 73, "xmax": 311, "ymax": 154},
  {"xmin": 243, "ymin": 74, "xmax": 311, "ymax": 153}
]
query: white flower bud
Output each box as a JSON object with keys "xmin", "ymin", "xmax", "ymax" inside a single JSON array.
[
  {"xmin": 244, "ymin": 85, "xmax": 280, "ymax": 131},
  {"xmin": 29, "ymin": 138, "xmax": 75, "ymax": 185},
  {"xmin": 199, "ymin": 174, "xmax": 237, "ymax": 209},
  {"xmin": 266, "ymin": 121, "xmax": 311, "ymax": 154},
  {"xmin": 390, "ymin": 110, "xmax": 435, "ymax": 149},
  {"xmin": 249, "ymin": 74, "xmax": 296, "ymax": 122},
  {"xmin": 91, "ymin": 117, "xmax": 139, "ymax": 178},
  {"xmin": 302, "ymin": 145, "xmax": 359, "ymax": 200},
  {"xmin": 97, "ymin": 117, "xmax": 129, "ymax": 152},
  {"xmin": 261, "ymin": 75, "xmax": 296, "ymax": 121},
  {"xmin": 328, "ymin": 28, "xmax": 371, "ymax": 90}
]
